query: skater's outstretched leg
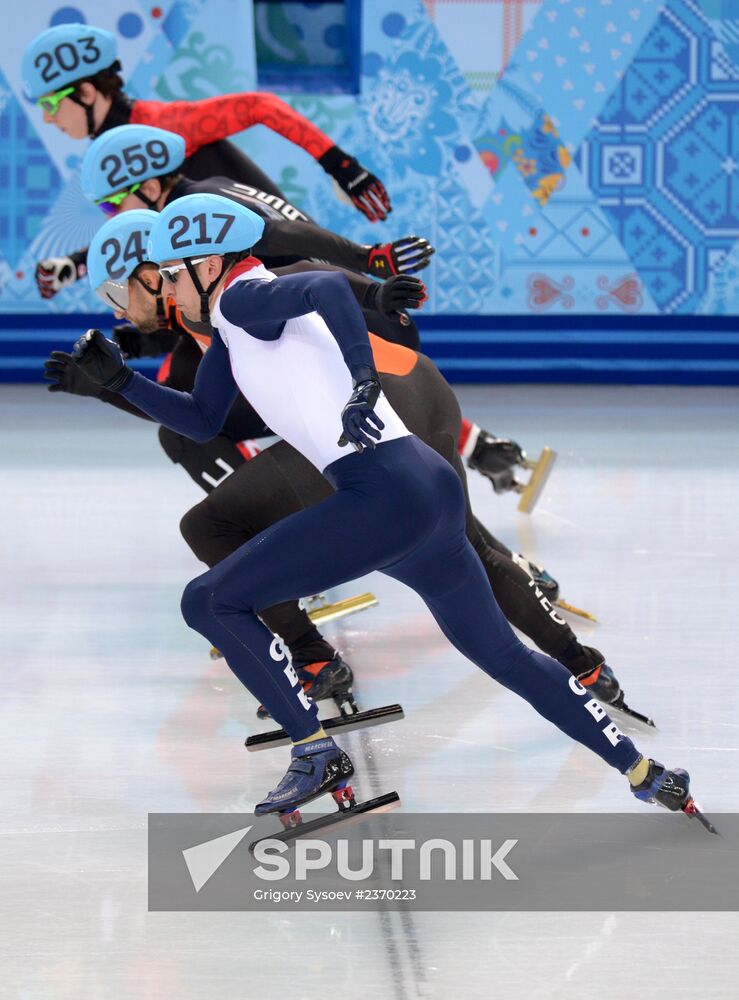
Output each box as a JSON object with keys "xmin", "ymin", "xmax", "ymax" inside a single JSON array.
[
  {"xmin": 435, "ymin": 435, "xmax": 600, "ymax": 683},
  {"xmin": 382, "ymin": 440, "xmax": 641, "ymax": 774}
]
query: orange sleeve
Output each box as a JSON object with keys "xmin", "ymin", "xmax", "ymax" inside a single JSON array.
[
  {"xmin": 368, "ymin": 333, "xmax": 419, "ymax": 377},
  {"xmin": 131, "ymin": 92, "xmax": 334, "ymax": 160}
]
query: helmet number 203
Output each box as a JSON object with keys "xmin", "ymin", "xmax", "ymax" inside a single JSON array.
[
  {"xmin": 34, "ymin": 36, "xmax": 101, "ymax": 86},
  {"xmin": 101, "ymin": 141, "xmax": 171, "ymax": 190},
  {"xmin": 169, "ymin": 213, "xmax": 236, "ymax": 250}
]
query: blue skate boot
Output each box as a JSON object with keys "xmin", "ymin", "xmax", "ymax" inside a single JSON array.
[
  {"xmin": 630, "ymin": 757, "xmax": 718, "ymax": 834},
  {"xmin": 255, "ymin": 736, "xmax": 355, "ymax": 823}
]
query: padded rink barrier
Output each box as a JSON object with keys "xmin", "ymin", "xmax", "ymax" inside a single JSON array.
[
  {"xmin": 5, "ymin": 313, "xmax": 739, "ymax": 386},
  {"xmin": 416, "ymin": 315, "xmax": 739, "ymax": 386}
]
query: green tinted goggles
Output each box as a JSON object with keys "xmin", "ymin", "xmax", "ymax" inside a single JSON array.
[
  {"xmin": 37, "ymin": 86, "xmax": 76, "ymax": 116},
  {"xmin": 95, "ymin": 183, "xmax": 142, "ymax": 216}
]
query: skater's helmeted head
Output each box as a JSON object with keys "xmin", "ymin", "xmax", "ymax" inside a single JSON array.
[
  {"xmin": 82, "ymin": 125, "xmax": 186, "ymax": 216},
  {"xmin": 87, "ymin": 209, "xmax": 167, "ymax": 331},
  {"xmin": 148, "ymin": 194, "xmax": 265, "ymax": 325},
  {"xmin": 22, "ymin": 24, "xmax": 123, "ymax": 138}
]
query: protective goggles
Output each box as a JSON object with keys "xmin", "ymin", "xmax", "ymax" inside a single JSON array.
[
  {"xmin": 94, "ymin": 278, "xmax": 129, "ymax": 312},
  {"xmin": 158, "ymin": 257, "xmax": 209, "ymax": 284},
  {"xmin": 37, "ymin": 86, "xmax": 76, "ymax": 116},
  {"xmin": 95, "ymin": 183, "xmax": 142, "ymax": 218}
]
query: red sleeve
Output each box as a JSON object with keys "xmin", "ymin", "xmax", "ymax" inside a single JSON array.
[{"xmin": 131, "ymin": 93, "xmax": 334, "ymax": 160}]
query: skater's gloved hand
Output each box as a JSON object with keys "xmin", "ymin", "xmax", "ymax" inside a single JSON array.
[
  {"xmin": 318, "ymin": 145, "xmax": 391, "ymax": 222},
  {"xmin": 366, "ymin": 237, "xmax": 434, "ymax": 278},
  {"xmin": 338, "ymin": 368, "xmax": 385, "ymax": 452},
  {"xmin": 113, "ymin": 324, "xmax": 178, "ymax": 360},
  {"xmin": 468, "ymin": 433, "xmax": 526, "ymax": 495},
  {"xmin": 43, "ymin": 350, "xmax": 103, "ymax": 398},
  {"xmin": 370, "ymin": 274, "xmax": 428, "ymax": 319},
  {"xmin": 35, "ymin": 256, "xmax": 83, "ymax": 300},
  {"xmin": 71, "ymin": 329, "xmax": 134, "ymax": 392}
]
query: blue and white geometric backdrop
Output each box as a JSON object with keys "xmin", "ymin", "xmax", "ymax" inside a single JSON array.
[{"xmin": 0, "ymin": 0, "xmax": 737, "ymax": 318}]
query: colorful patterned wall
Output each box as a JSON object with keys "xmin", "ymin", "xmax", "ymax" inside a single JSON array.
[{"xmin": 0, "ymin": 1, "xmax": 737, "ymax": 381}]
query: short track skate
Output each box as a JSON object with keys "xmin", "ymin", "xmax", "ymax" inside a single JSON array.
[
  {"xmin": 514, "ymin": 446, "xmax": 557, "ymax": 514},
  {"xmin": 249, "ymin": 784, "xmax": 401, "ymax": 851},
  {"xmin": 303, "ymin": 591, "xmax": 379, "ymax": 625},
  {"xmin": 554, "ymin": 597, "xmax": 598, "ymax": 623},
  {"xmin": 246, "ymin": 703, "xmax": 405, "ymax": 752}
]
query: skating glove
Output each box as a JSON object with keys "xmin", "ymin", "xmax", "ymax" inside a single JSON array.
[
  {"xmin": 35, "ymin": 256, "xmax": 85, "ymax": 300},
  {"xmin": 338, "ymin": 368, "xmax": 385, "ymax": 452},
  {"xmin": 43, "ymin": 350, "xmax": 103, "ymax": 398},
  {"xmin": 70, "ymin": 329, "xmax": 134, "ymax": 393},
  {"xmin": 113, "ymin": 324, "xmax": 178, "ymax": 360},
  {"xmin": 318, "ymin": 144, "xmax": 391, "ymax": 222},
  {"xmin": 366, "ymin": 237, "xmax": 434, "ymax": 278},
  {"xmin": 366, "ymin": 274, "xmax": 428, "ymax": 319}
]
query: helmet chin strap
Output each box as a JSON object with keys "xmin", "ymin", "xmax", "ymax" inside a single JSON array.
[
  {"xmin": 184, "ymin": 258, "xmax": 221, "ymax": 326},
  {"xmin": 132, "ymin": 273, "xmax": 167, "ymax": 329},
  {"xmin": 132, "ymin": 188, "xmax": 160, "ymax": 211},
  {"xmin": 68, "ymin": 92, "xmax": 97, "ymax": 138},
  {"xmin": 71, "ymin": 63, "xmax": 122, "ymax": 138}
]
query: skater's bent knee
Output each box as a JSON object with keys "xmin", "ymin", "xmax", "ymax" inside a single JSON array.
[
  {"xmin": 180, "ymin": 574, "xmax": 213, "ymax": 629},
  {"xmin": 158, "ymin": 425, "xmax": 185, "ymax": 464},
  {"xmin": 180, "ymin": 502, "xmax": 210, "ymax": 559}
]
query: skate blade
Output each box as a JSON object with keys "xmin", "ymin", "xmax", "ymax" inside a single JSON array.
[
  {"xmin": 514, "ymin": 447, "xmax": 557, "ymax": 514},
  {"xmin": 683, "ymin": 798, "xmax": 720, "ymax": 835},
  {"xmin": 306, "ymin": 592, "xmax": 378, "ymax": 625},
  {"xmin": 611, "ymin": 700, "xmax": 656, "ymax": 728},
  {"xmin": 248, "ymin": 791, "xmax": 401, "ymax": 851},
  {"xmin": 245, "ymin": 703, "xmax": 405, "ymax": 752},
  {"xmin": 554, "ymin": 598, "xmax": 598, "ymax": 623}
]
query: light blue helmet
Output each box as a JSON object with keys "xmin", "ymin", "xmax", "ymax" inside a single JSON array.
[
  {"xmin": 88, "ymin": 210, "xmax": 158, "ymax": 310},
  {"xmin": 22, "ymin": 23, "xmax": 118, "ymax": 100},
  {"xmin": 148, "ymin": 194, "xmax": 265, "ymax": 263},
  {"xmin": 81, "ymin": 125, "xmax": 186, "ymax": 202}
]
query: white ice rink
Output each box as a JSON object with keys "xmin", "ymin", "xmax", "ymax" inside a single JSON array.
[{"xmin": 2, "ymin": 382, "xmax": 738, "ymax": 999}]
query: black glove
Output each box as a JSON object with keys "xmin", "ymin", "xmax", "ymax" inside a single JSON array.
[
  {"xmin": 468, "ymin": 434, "xmax": 526, "ymax": 494},
  {"xmin": 71, "ymin": 329, "xmax": 133, "ymax": 392},
  {"xmin": 113, "ymin": 324, "xmax": 178, "ymax": 360},
  {"xmin": 367, "ymin": 274, "xmax": 428, "ymax": 318},
  {"xmin": 35, "ymin": 256, "xmax": 85, "ymax": 300},
  {"xmin": 366, "ymin": 237, "xmax": 434, "ymax": 278},
  {"xmin": 337, "ymin": 368, "xmax": 385, "ymax": 452},
  {"xmin": 319, "ymin": 144, "xmax": 391, "ymax": 222},
  {"xmin": 43, "ymin": 351, "xmax": 104, "ymax": 398}
]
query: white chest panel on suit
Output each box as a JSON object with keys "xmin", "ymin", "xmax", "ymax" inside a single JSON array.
[{"xmin": 212, "ymin": 265, "xmax": 411, "ymax": 472}]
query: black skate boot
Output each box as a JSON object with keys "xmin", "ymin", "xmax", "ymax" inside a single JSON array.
[
  {"xmin": 630, "ymin": 758, "xmax": 719, "ymax": 833},
  {"xmin": 580, "ymin": 661, "xmax": 621, "ymax": 705},
  {"xmin": 256, "ymin": 654, "xmax": 356, "ymax": 720},
  {"xmin": 512, "ymin": 552, "xmax": 560, "ymax": 601},
  {"xmin": 467, "ymin": 429, "xmax": 525, "ymax": 494},
  {"xmin": 579, "ymin": 658, "xmax": 655, "ymax": 727}
]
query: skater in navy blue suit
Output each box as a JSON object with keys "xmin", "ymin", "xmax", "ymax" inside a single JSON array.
[{"xmin": 67, "ymin": 194, "xmax": 700, "ymax": 823}]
